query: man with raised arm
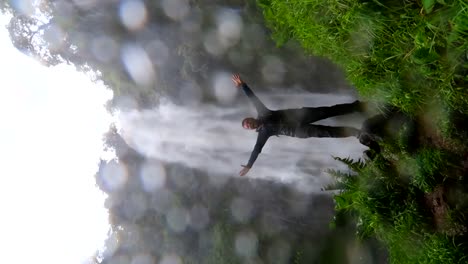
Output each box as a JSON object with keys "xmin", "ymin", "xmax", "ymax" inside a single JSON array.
[{"xmin": 232, "ymin": 73, "xmax": 366, "ymax": 176}]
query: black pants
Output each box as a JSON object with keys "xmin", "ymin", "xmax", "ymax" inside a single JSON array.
[
  {"xmin": 294, "ymin": 124, "xmax": 359, "ymax": 138},
  {"xmin": 284, "ymin": 100, "xmax": 364, "ymax": 125},
  {"xmin": 284, "ymin": 101, "xmax": 363, "ymax": 138}
]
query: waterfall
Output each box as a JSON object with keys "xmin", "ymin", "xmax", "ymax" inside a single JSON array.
[{"xmin": 117, "ymin": 92, "xmax": 367, "ymax": 193}]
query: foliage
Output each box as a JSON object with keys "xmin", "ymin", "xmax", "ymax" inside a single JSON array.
[
  {"xmin": 330, "ymin": 108, "xmax": 467, "ymax": 263},
  {"xmin": 204, "ymin": 224, "xmax": 242, "ymax": 264},
  {"xmin": 259, "ymin": 0, "xmax": 468, "ymax": 262},
  {"xmin": 328, "ymin": 149, "xmax": 468, "ymax": 263},
  {"xmin": 258, "ymin": 0, "xmax": 468, "ymax": 115}
]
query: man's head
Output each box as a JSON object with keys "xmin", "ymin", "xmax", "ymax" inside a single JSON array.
[{"xmin": 242, "ymin": 117, "xmax": 259, "ymax": 130}]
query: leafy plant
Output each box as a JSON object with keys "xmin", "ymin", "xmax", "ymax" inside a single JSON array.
[{"xmin": 257, "ymin": 0, "xmax": 468, "ymax": 262}]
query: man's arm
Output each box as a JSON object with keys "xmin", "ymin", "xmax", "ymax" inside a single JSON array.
[
  {"xmin": 239, "ymin": 132, "xmax": 270, "ymax": 176},
  {"xmin": 232, "ymin": 74, "xmax": 269, "ymax": 116}
]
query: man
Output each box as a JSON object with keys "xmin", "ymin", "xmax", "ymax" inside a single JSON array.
[{"xmin": 232, "ymin": 74, "xmax": 366, "ymax": 176}]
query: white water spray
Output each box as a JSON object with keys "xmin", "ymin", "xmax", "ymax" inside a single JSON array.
[{"xmin": 118, "ymin": 93, "xmax": 367, "ymax": 193}]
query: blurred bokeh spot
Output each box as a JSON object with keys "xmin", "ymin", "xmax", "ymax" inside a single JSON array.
[
  {"xmin": 235, "ymin": 230, "xmax": 259, "ymax": 258},
  {"xmin": 152, "ymin": 188, "xmax": 174, "ymax": 214},
  {"xmin": 159, "ymin": 254, "xmax": 182, "ymax": 264},
  {"xmin": 161, "ymin": 0, "xmax": 189, "ymax": 21},
  {"xmin": 121, "ymin": 44, "xmax": 156, "ymax": 86},
  {"xmin": 216, "ymin": 9, "xmax": 243, "ymax": 49},
  {"xmin": 213, "ymin": 71, "xmax": 237, "ymax": 104},
  {"xmin": 145, "ymin": 40, "xmax": 169, "ymax": 66},
  {"xmin": 12, "ymin": 0, "xmax": 35, "ymax": 15},
  {"xmin": 261, "ymin": 55, "xmax": 285, "ymax": 84},
  {"xmin": 189, "ymin": 204, "xmax": 210, "ymax": 230},
  {"xmin": 91, "ymin": 36, "xmax": 118, "ymax": 63},
  {"xmin": 166, "ymin": 206, "xmax": 189, "ymax": 233},
  {"xmin": 230, "ymin": 197, "xmax": 254, "ymax": 223},
  {"xmin": 130, "ymin": 253, "xmax": 154, "ymax": 264},
  {"xmin": 100, "ymin": 160, "xmax": 128, "ymax": 192},
  {"xmin": 119, "ymin": 0, "xmax": 148, "ymax": 31},
  {"xmin": 139, "ymin": 160, "xmax": 167, "ymax": 192},
  {"xmin": 203, "ymin": 29, "xmax": 224, "ymax": 56}
]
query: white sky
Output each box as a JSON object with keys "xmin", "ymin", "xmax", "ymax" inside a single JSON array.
[{"xmin": 0, "ymin": 16, "xmax": 113, "ymax": 264}]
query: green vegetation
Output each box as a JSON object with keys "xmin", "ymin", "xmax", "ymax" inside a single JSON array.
[
  {"xmin": 329, "ymin": 149, "xmax": 468, "ymax": 263},
  {"xmin": 258, "ymin": 0, "xmax": 468, "ymax": 115},
  {"xmin": 258, "ymin": 0, "xmax": 468, "ymax": 263},
  {"xmin": 205, "ymin": 224, "xmax": 242, "ymax": 264}
]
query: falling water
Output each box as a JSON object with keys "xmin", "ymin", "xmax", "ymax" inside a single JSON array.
[{"xmin": 117, "ymin": 90, "xmax": 367, "ymax": 193}]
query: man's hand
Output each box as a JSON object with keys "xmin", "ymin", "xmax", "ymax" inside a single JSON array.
[
  {"xmin": 239, "ymin": 165, "xmax": 250, "ymax": 176},
  {"xmin": 231, "ymin": 73, "xmax": 244, "ymax": 87}
]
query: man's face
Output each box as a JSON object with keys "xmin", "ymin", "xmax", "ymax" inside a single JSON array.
[{"xmin": 242, "ymin": 118, "xmax": 258, "ymax": 130}]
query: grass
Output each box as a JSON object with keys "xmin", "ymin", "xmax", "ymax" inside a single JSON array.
[
  {"xmin": 329, "ymin": 146, "xmax": 468, "ymax": 263},
  {"xmin": 257, "ymin": 0, "xmax": 468, "ymax": 115},
  {"xmin": 257, "ymin": 0, "xmax": 468, "ymax": 263}
]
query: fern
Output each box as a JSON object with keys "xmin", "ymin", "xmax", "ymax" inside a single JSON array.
[{"xmin": 333, "ymin": 156, "xmax": 366, "ymax": 172}]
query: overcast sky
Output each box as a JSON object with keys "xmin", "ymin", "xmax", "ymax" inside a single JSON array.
[{"xmin": 0, "ymin": 16, "xmax": 113, "ymax": 264}]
